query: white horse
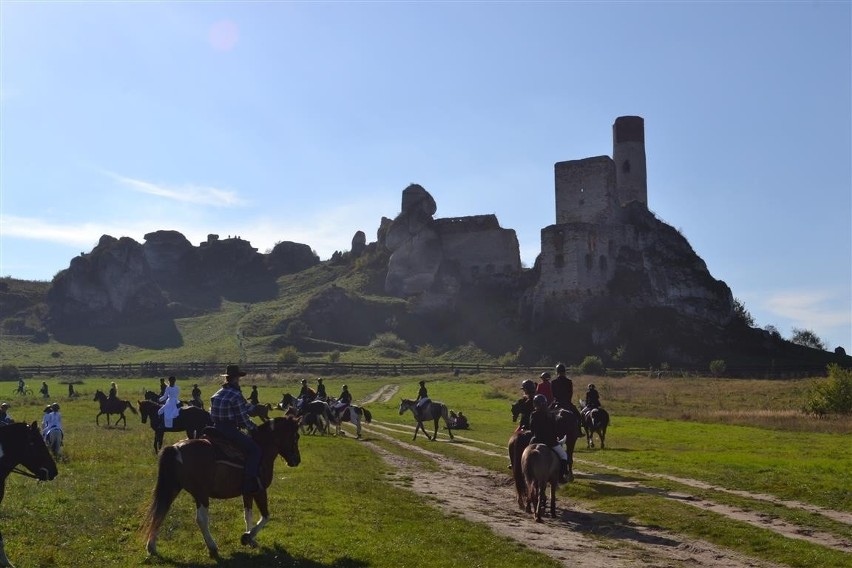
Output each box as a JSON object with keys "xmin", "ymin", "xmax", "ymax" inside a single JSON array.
[{"xmin": 398, "ymin": 398, "xmax": 454, "ymax": 441}]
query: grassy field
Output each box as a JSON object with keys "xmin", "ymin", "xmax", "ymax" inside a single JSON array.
[{"xmin": 1, "ymin": 373, "xmax": 849, "ymax": 567}]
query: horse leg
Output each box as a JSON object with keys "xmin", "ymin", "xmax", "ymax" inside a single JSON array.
[
  {"xmin": 195, "ymin": 503, "xmax": 219, "ymax": 559},
  {"xmin": 240, "ymin": 492, "xmax": 270, "ymax": 548},
  {"xmin": 549, "ymin": 479, "xmax": 557, "ymax": 518},
  {"xmin": 432, "ymin": 418, "xmax": 440, "ymax": 441},
  {"xmin": 600, "ymin": 428, "xmax": 606, "ymax": 449}
]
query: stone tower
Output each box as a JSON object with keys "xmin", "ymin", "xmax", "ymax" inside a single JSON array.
[{"xmin": 612, "ymin": 115, "xmax": 647, "ymax": 205}]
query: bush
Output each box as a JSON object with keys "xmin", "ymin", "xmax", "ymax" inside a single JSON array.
[
  {"xmin": 709, "ymin": 359, "xmax": 726, "ymax": 377},
  {"xmin": 277, "ymin": 346, "xmax": 300, "ymax": 364},
  {"xmin": 369, "ymin": 332, "xmax": 410, "ymax": 352},
  {"xmin": 578, "ymin": 355, "xmax": 605, "ymax": 376},
  {"xmin": 285, "ymin": 320, "xmax": 312, "ymax": 340},
  {"xmin": 497, "ymin": 346, "xmax": 524, "ymax": 367},
  {"xmin": 0, "ymin": 364, "xmax": 21, "ymax": 382},
  {"xmin": 327, "ymin": 350, "xmax": 341, "ymax": 363},
  {"xmin": 416, "ymin": 344, "xmax": 440, "ymax": 359},
  {"xmin": 791, "ymin": 328, "xmax": 826, "ymax": 351},
  {"xmin": 804, "ymin": 364, "xmax": 852, "ymax": 415}
]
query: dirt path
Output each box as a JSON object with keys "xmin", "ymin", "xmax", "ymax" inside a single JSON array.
[
  {"xmin": 359, "ymin": 384, "xmax": 398, "ymax": 405},
  {"xmin": 357, "ymin": 386, "xmax": 851, "ymax": 561}
]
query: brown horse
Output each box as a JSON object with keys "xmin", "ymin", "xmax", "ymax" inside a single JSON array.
[
  {"xmin": 142, "ymin": 416, "xmax": 302, "ymax": 560},
  {"xmin": 521, "ymin": 443, "xmax": 561, "ymax": 521},
  {"xmin": 0, "ymin": 422, "xmax": 59, "ymax": 567},
  {"xmin": 398, "ymin": 398, "xmax": 454, "ymax": 441},
  {"xmin": 94, "ymin": 390, "xmax": 137, "ymax": 427},
  {"xmin": 508, "ymin": 408, "xmax": 580, "ymax": 509},
  {"xmin": 137, "ymin": 399, "xmax": 213, "ymax": 453},
  {"xmin": 582, "ymin": 407, "xmax": 609, "ymax": 449},
  {"xmin": 248, "ymin": 403, "xmax": 273, "ymax": 422}
]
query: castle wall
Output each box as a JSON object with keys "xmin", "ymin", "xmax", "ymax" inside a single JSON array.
[
  {"xmin": 554, "ymin": 156, "xmax": 618, "ymax": 225},
  {"xmin": 435, "ymin": 215, "xmax": 520, "ymax": 283}
]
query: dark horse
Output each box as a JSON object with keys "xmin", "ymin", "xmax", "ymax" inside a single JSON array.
[
  {"xmin": 93, "ymin": 390, "xmax": 137, "ymax": 428},
  {"xmin": 137, "ymin": 399, "xmax": 213, "ymax": 454},
  {"xmin": 398, "ymin": 398, "xmax": 454, "ymax": 441},
  {"xmin": 142, "ymin": 416, "xmax": 302, "ymax": 560},
  {"xmin": 0, "ymin": 422, "xmax": 59, "ymax": 567},
  {"xmin": 279, "ymin": 393, "xmax": 333, "ymax": 435},
  {"xmin": 582, "ymin": 407, "xmax": 609, "ymax": 449},
  {"xmin": 508, "ymin": 408, "xmax": 580, "ymax": 510}
]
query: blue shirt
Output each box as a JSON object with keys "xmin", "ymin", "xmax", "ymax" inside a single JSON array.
[{"xmin": 210, "ymin": 383, "xmax": 254, "ymax": 429}]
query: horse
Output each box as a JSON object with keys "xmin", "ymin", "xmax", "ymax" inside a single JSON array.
[
  {"xmin": 326, "ymin": 397, "xmax": 372, "ymax": 439},
  {"xmin": 582, "ymin": 407, "xmax": 609, "ymax": 449},
  {"xmin": 248, "ymin": 403, "xmax": 273, "ymax": 423},
  {"xmin": 279, "ymin": 394, "xmax": 332, "ymax": 435},
  {"xmin": 398, "ymin": 398, "xmax": 454, "ymax": 441},
  {"xmin": 93, "ymin": 390, "xmax": 137, "ymax": 428},
  {"xmin": 521, "ymin": 442, "xmax": 561, "ymax": 521},
  {"xmin": 507, "ymin": 407, "xmax": 581, "ymax": 509},
  {"xmin": 143, "ymin": 390, "xmax": 160, "ymax": 403},
  {"xmin": 511, "ymin": 397, "xmax": 531, "ymax": 425},
  {"xmin": 137, "ymin": 399, "xmax": 214, "ymax": 454},
  {"xmin": 142, "ymin": 416, "xmax": 302, "ymax": 560},
  {"xmin": 45, "ymin": 428, "xmax": 63, "ymax": 459},
  {"xmin": 0, "ymin": 422, "xmax": 59, "ymax": 568}
]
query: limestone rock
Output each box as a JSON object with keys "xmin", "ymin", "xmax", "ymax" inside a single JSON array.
[
  {"xmin": 266, "ymin": 241, "xmax": 319, "ymax": 276},
  {"xmin": 351, "ymin": 231, "xmax": 367, "ymax": 257}
]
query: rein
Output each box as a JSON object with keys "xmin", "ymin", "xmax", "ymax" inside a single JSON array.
[{"xmin": 10, "ymin": 467, "xmax": 42, "ymax": 480}]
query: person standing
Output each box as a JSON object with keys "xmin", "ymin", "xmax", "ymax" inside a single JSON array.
[
  {"xmin": 40, "ymin": 381, "xmax": 50, "ymax": 399},
  {"xmin": 210, "ymin": 365, "xmax": 261, "ymax": 494},
  {"xmin": 158, "ymin": 376, "xmax": 180, "ymax": 429}
]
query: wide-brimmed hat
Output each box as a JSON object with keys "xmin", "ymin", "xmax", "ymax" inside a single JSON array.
[{"xmin": 221, "ymin": 364, "xmax": 247, "ymax": 378}]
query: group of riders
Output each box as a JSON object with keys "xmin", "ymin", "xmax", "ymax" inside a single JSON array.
[
  {"xmin": 294, "ymin": 376, "xmax": 353, "ymax": 420},
  {"xmin": 514, "ymin": 363, "xmax": 604, "ymax": 483}
]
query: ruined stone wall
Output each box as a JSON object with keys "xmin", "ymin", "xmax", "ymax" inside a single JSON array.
[
  {"xmin": 436, "ymin": 217, "xmax": 520, "ymax": 283},
  {"xmin": 613, "ymin": 116, "xmax": 647, "ymax": 205},
  {"xmin": 554, "ymin": 156, "xmax": 618, "ymax": 225}
]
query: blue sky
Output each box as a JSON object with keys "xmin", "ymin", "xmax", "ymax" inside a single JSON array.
[{"xmin": 1, "ymin": 2, "xmax": 850, "ymax": 351}]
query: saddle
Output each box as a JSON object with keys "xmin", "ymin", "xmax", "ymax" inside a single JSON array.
[{"xmin": 200, "ymin": 427, "xmax": 248, "ymax": 464}]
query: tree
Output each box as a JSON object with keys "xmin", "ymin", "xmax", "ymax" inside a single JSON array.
[
  {"xmin": 791, "ymin": 328, "xmax": 826, "ymax": 351},
  {"xmin": 764, "ymin": 324, "xmax": 782, "ymax": 339},
  {"xmin": 732, "ymin": 298, "xmax": 755, "ymax": 327}
]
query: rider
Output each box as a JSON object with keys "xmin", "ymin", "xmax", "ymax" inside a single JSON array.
[
  {"xmin": 16, "ymin": 378, "xmax": 25, "ymax": 395},
  {"xmin": 108, "ymin": 381, "xmax": 118, "ymax": 400},
  {"xmin": 582, "ymin": 383, "xmax": 602, "ymax": 416},
  {"xmin": 210, "ymin": 364, "xmax": 261, "ymax": 494},
  {"xmin": 529, "ymin": 394, "xmax": 570, "ymax": 483},
  {"xmin": 332, "ymin": 384, "xmax": 352, "ymax": 420},
  {"xmin": 516, "ymin": 379, "xmax": 537, "ymax": 430},
  {"xmin": 535, "ymin": 372, "xmax": 553, "ymax": 404},
  {"xmin": 415, "ymin": 380, "xmax": 430, "ymax": 412},
  {"xmin": 44, "ymin": 403, "xmax": 63, "ymax": 443},
  {"xmin": 297, "ymin": 378, "xmax": 315, "ymax": 409},
  {"xmin": 248, "ymin": 385, "xmax": 260, "ymax": 405},
  {"xmin": 158, "ymin": 376, "xmax": 180, "ymax": 429},
  {"xmin": 191, "ymin": 384, "xmax": 203, "ymax": 406},
  {"xmin": 551, "ymin": 363, "xmax": 584, "ymax": 435},
  {"xmin": 42, "ymin": 405, "xmax": 53, "ymax": 431},
  {"xmin": 315, "ymin": 378, "xmax": 327, "ymax": 401},
  {"xmin": 40, "ymin": 381, "xmax": 50, "ymax": 399},
  {"xmin": 0, "ymin": 402, "xmax": 12, "ymax": 425}
]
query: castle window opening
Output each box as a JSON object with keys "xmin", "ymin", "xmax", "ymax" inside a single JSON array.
[{"xmin": 554, "ymin": 254, "xmax": 564, "ymax": 268}]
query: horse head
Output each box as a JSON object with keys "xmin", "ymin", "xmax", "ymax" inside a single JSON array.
[
  {"xmin": 0, "ymin": 422, "xmax": 59, "ymax": 482},
  {"xmin": 93, "ymin": 390, "xmax": 105, "ymax": 402},
  {"xmin": 398, "ymin": 399, "xmax": 414, "ymax": 415},
  {"xmin": 511, "ymin": 398, "xmax": 526, "ymax": 422},
  {"xmin": 255, "ymin": 417, "xmax": 301, "ymax": 467}
]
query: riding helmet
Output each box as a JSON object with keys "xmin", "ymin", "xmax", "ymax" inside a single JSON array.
[
  {"xmin": 533, "ymin": 394, "xmax": 547, "ymax": 408},
  {"xmin": 342, "ymin": 385, "xmax": 348, "ymax": 390},
  {"xmin": 555, "ymin": 363, "xmax": 566, "ymax": 373},
  {"xmin": 52, "ymin": 403, "xmax": 60, "ymax": 411},
  {"xmin": 540, "ymin": 371, "xmax": 551, "ymax": 379},
  {"xmin": 521, "ymin": 379, "xmax": 535, "ymax": 393},
  {"xmin": 588, "ymin": 384, "xmax": 595, "ymax": 390}
]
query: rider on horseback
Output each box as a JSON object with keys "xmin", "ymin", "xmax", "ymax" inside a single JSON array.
[
  {"xmin": 332, "ymin": 384, "xmax": 352, "ymax": 420},
  {"xmin": 535, "ymin": 372, "xmax": 553, "ymax": 404},
  {"xmin": 582, "ymin": 384, "xmax": 602, "ymax": 418},
  {"xmin": 517, "ymin": 379, "xmax": 537, "ymax": 430},
  {"xmin": 551, "ymin": 363, "xmax": 585, "ymax": 436},
  {"xmin": 0, "ymin": 402, "xmax": 13, "ymax": 425},
  {"xmin": 415, "ymin": 380, "xmax": 430, "ymax": 412},
  {"xmin": 43, "ymin": 403, "xmax": 63, "ymax": 444},
  {"xmin": 315, "ymin": 378, "xmax": 327, "ymax": 401},
  {"xmin": 529, "ymin": 394, "xmax": 570, "ymax": 483},
  {"xmin": 297, "ymin": 379, "xmax": 316, "ymax": 410},
  {"xmin": 210, "ymin": 365, "xmax": 262, "ymax": 494}
]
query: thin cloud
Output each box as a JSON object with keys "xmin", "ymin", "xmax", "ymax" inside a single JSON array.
[
  {"xmin": 107, "ymin": 172, "xmax": 247, "ymax": 208},
  {"xmin": 763, "ymin": 290, "xmax": 851, "ymax": 331}
]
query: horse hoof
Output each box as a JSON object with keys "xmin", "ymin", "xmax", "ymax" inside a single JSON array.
[
  {"xmin": 240, "ymin": 532, "xmax": 258, "ymax": 547},
  {"xmin": 208, "ymin": 547, "xmax": 220, "ymax": 559}
]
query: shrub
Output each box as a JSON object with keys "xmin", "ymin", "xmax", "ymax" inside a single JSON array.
[
  {"xmin": 709, "ymin": 359, "xmax": 727, "ymax": 377},
  {"xmin": 285, "ymin": 320, "xmax": 312, "ymax": 340},
  {"xmin": 804, "ymin": 364, "xmax": 852, "ymax": 415},
  {"xmin": 791, "ymin": 328, "xmax": 826, "ymax": 351},
  {"xmin": 277, "ymin": 346, "xmax": 300, "ymax": 364},
  {"xmin": 497, "ymin": 346, "xmax": 524, "ymax": 367},
  {"xmin": 416, "ymin": 344, "xmax": 440, "ymax": 359},
  {"xmin": 327, "ymin": 350, "xmax": 341, "ymax": 363},
  {"xmin": 369, "ymin": 332, "xmax": 410, "ymax": 352},
  {"xmin": 579, "ymin": 355, "xmax": 605, "ymax": 376},
  {"xmin": 0, "ymin": 364, "xmax": 21, "ymax": 382}
]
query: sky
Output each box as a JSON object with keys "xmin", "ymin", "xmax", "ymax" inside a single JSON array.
[{"xmin": 1, "ymin": 1, "xmax": 850, "ymax": 352}]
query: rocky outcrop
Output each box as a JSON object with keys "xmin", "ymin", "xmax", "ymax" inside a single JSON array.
[
  {"xmin": 266, "ymin": 241, "xmax": 319, "ymax": 276},
  {"xmin": 351, "ymin": 231, "xmax": 367, "ymax": 258},
  {"xmin": 48, "ymin": 236, "xmax": 168, "ymax": 329}
]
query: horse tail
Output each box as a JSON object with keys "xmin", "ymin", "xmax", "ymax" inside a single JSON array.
[
  {"xmin": 362, "ymin": 408, "xmax": 372, "ymax": 423},
  {"xmin": 128, "ymin": 401, "xmax": 139, "ymax": 415},
  {"xmin": 141, "ymin": 446, "xmax": 182, "ymax": 542}
]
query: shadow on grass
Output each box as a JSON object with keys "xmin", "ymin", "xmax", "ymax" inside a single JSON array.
[
  {"xmin": 557, "ymin": 508, "xmax": 681, "ymax": 548},
  {"xmin": 148, "ymin": 542, "xmax": 370, "ymax": 567},
  {"xmin": 52, "ymin": 318, "xmax": 183, "ymax": 350}
]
